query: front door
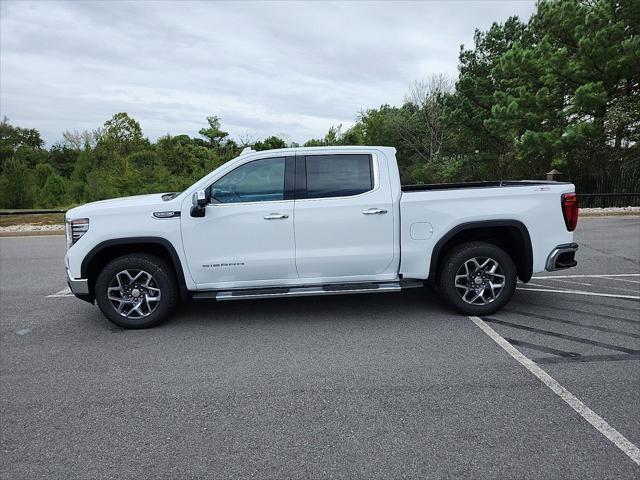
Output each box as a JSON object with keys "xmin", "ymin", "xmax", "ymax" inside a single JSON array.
[{"xmin": 181, "ymin": 156, "xmax": 298, "ymax": 289}]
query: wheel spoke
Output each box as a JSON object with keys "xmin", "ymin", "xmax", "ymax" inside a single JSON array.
[
  {"xmin": 487, "ymin": 282, "xmax": 496, "ymax": 299},
  {"xmin": 454, "ymin": 255, "xmax": 506, "ymax": 306},
  {"xmin": 455, "ymin": 275, "xmax": 469, "ymax": 289},
  {"xmin": 469, "ymin": 289, "xmax": 484, "ymax": 304},
  {"xmin": 142, "ymin": 274, "xmax": 155, "ymax": 287},
  {"xmin": 116, "ymin": 301, "xmax": 126, "ymax": 313},
  {"xmin": 107, "ymin": 268, "xmax": 162, "ymax": 319},
  {"xmin": 463, "ymin": 261, "xmax": 471, "ymax": 276}
]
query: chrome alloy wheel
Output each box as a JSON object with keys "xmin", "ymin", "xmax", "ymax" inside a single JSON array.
[
  {"xmin": 107, "ymin": 269, "xmax": 161, "ymax": 319},
  {"xmin": 454, "ymin": 257, "xmax": 506, "ymax": 305}
]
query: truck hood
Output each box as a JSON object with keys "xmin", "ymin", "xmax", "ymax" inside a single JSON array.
[{"xmin": 66, "ymin": 193, "xmax": 170, "ymax": 219}]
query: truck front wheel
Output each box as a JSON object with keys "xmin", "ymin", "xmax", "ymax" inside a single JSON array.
[
  {"xmin": 437, "ymin": 241, "xmax": 517, "ymax": 316},
  {"xmin": 95, "ymin": 254, "xmax": 178, "ymax": 329}
]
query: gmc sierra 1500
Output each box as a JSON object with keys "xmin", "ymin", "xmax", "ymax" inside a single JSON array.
[{"xmin": 64, "ymin": 146, "xmax": 579, "ymax": 328}]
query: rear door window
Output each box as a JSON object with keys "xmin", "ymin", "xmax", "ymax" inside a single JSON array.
[{"xmin": 305, "ymin": 154, "xmax": 373, "ymax": 199}]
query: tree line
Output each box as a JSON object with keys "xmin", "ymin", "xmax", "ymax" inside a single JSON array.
[{"xmin": 0, "ymin": 0, "xmax": 637, "ymax": 209}]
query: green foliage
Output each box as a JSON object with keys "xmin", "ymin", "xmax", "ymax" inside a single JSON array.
[
  {"xmin": 198, "ymin": 116, "xmax": 229, "ymax": 147},
  {"xmin": 49, "ymin": 144, "xmax": 79, "ymax": 178},
  {"xmin": 0, "ymin": 157, "xmax": 36, "ymax": 208},
  {"xmin": 42, "ymin": 173, "xmax": 68, "ymax": 207},
  {"xmin": 253, "ymin": 136, "xmax": 287, "ymax": 151},
  {"xmin": 0, "ymin": 117, "xmax": 45, "ymax": 172},
  {"xmin": 35, "ymin": 162, "xmax": 55, "ymax": 188},
  {"xmin": 103, "ymin": 112, "xmax": 143, "ymax": 145},
  {"xmin": 304, "ymin": 125, "xmax": 353, "ymax": 147}
]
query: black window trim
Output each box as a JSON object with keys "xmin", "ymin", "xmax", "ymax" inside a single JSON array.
[
  {"xmin": 205, "ymin": 155, "xmax": 295, "ymax": 205},
  {"xmin": 294, "ymin": 153, "xmax": 376, "ymax": 200}
]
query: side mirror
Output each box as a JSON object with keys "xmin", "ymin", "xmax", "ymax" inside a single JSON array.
[
  {"xmin": 190, "ymin": 190, "xmax": 207, "ymax": 217},
  {"xmin": 193, "ymin": 190, "xmax": 207, "ymax": 207}
]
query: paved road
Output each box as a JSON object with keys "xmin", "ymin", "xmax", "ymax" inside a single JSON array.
[{"xmin": 1, "ymin": 217, "xmax": 639, "ymax": 479}]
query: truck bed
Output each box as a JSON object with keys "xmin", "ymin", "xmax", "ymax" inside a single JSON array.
[{"xmin": 401, "ymin": 180, "xmax": 571, "ymax": 192}]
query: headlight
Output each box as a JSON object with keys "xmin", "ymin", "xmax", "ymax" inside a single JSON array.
[{"xmin": 65, "ymin": 218, "xmax": 89, "ymax": 248}]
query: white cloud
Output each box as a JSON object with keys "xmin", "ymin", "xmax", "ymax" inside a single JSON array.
[{"xmin": 0, "ymin": 0, "xmax": 536, "ymax": 146}]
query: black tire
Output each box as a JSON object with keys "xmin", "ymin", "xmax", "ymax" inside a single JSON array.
[
  {"xmin": 95, "ymin": 254, "xmax": 177, "ymax": 329},
  {"xmin": 437, "ymin": 241, "xmax": 517, "ymax": 316}
]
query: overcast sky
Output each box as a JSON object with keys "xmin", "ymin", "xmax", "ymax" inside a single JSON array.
[{"xmin": 0, "ymin": 0, "xmax": 536, "ymax": 146}]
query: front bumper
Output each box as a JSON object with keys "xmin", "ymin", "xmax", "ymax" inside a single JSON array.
[
  {"xmin": 545, "ymin": 243, "xmax": 579, "ymax": 271},
  {"xmin": 66, "ymin": 269, "xmax": 94, "ymax": 303}
]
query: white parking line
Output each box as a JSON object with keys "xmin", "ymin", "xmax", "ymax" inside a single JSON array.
[
  {"xmin": 605, "ymin": 277, "xmax": 640, "ymax": 285},
  {"xmin": 544, "ymin": 278, "xmax": 593, "ymax": 287},
  {"xmin": 543, "ymin": 277, "xmax": 640, "ymax": 294},
  {"xmin": 532, "ymin": 274, "xmax": 640, "ymax": 279},
  {"xmin": 524, "ymin": 282, "xmax": 573, "ymax": 291},
  {"xmin": 468, "ymin": 316, "xmax": 640, "ymax": 466},
  {"xmin": 46, "ymin": 287, "xmax": 73, "ymax": 298},
  {"xmin": 517, "ymin": 287, "xmax": 640, "ymax": 300}
]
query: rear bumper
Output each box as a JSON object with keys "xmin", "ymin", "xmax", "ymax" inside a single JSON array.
[{"xmin": 545, "ymin": 243, "xmax": 579, "ymax": 271}]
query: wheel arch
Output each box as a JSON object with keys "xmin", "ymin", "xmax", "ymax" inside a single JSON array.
[
  {"xmin": 429, "ymin": 220, "xmax": 533, "ymax": 285},
  {"xmin": 81, "ymin": 237, "xmax": 189, "ymax": 302}
]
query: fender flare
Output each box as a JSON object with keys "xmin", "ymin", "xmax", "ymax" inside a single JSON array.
[
  {"xmin": 80, "ymin": 236, "xmax": 189, "ymax": 299},
  {"xmin": 428, "ymin": 220, "xmax": 533, "ymax": 283}
]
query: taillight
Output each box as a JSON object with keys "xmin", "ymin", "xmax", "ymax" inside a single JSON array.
[{"xmin": 561, "ymin": 193, "xmax": 579, "ymax": 231}]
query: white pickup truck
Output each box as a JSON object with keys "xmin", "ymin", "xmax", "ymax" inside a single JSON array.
[{"xmin": 64, "ymin": 146, "xmax": 579, "ymax": 328}]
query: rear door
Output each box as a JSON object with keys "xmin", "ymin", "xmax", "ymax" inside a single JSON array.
[{"xmin": 293, "ymin": 152, "xmax": 395, "ymax": 281}]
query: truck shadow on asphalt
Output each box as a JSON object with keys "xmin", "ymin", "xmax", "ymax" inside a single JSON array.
[
  {"xmin": 103, "ymin": 287, "xmax": 640, "ymax": 370},
  {"xmin": 166, "ymin": 287, "xmax": 453, "ymax": 328}
]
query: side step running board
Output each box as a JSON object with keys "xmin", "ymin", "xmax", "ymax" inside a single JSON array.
[{"xmin": 193, "ymin": 282, "xmax": 404, "ymax": 302}]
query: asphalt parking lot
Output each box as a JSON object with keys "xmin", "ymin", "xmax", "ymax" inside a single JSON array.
[{"xmin": 1, "ymin": 216, "xmax": 639, "ymax": 479}]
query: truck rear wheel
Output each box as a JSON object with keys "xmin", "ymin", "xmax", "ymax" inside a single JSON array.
[
  {"xmin": 95, "ymin": 254, "xmax": 177, "ymax": 329},
  {"xmin": 437, "ymin": 241, "xmax": 517, "ymax": 316}
]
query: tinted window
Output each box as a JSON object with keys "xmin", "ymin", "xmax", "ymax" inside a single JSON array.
[
  {"xmin": 305, "ymin": 154, "xmax": 373, "ymax": 198},
  {"xmin": 211, "ymin": 157, "xmax": 285, "ymax": 203}
]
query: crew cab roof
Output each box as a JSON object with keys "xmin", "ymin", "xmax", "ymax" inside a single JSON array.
[{"xmin": 239, "ymin": 145, "xmax": 396, "ymax": 158}]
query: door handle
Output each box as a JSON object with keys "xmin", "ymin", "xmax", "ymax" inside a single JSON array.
[
  {"xmin": 362, "ymin": 208, "xmax": 388, "ymax": 215},
  {"xmin": 263, "ymin": 213, "xmax": 289, "ymax": 220}
]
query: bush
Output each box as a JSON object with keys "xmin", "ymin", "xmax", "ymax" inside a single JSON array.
[
  {"xmin": 0, "ymin": 157, "xmax": 36, "ymax": 208},
  {"xmin": 42, "ymin": 173, "xmax": 68, "ymax": 207}
]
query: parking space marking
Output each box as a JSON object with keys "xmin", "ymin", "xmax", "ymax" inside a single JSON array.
[
  {"xmin": 505, "ymin": 309, "xmax": 640, "ymax": 339},
  {"xmin": 483, "ymin": 317, "xmax": 640, "ymax": 354},
  {"xmin": 535, "ymin": 353, "xmax": 640, "ymax": 365},
  {"xmin": 46, "ymin": 287, "xmax": 73, "ymax": 298},
  {"xmin": 546, "ymin": 278, "xmax": 593, "ymax": 287},
  {"xmin": 513, "ymin": 299, "xmax": 640, "ymax": 324},
  {"xmin": 564, "ymin": 297, "xmax": 640, "ymax": 314},
  {"xmin": 532, "ymin": 274, "xmax": 640, "ymax": 280},
  {"xmin": 525, "ymin": 281, "xmax": 573, "ymax": 290},
  {"xmin": 605, "ymin": 277, "xmax": 640, "ymax": 284},
  {"xmin": 517, "ymin": 287, "xmax": 640, "ymax": 300},
  {"xmin": 468, "ymin": 315, "xmax": 640, "ymax": 466}
]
